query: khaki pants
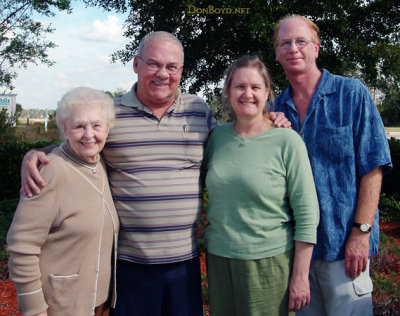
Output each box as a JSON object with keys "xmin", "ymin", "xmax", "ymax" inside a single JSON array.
[{"xmin": 296, "ymin": 259, "xmax": 373, "ymax": 316}]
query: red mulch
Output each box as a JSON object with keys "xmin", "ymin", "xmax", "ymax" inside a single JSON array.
[
  {"xmin": 0, "ymin": 222, "xmax": 399, "ymax": 315},
  {"xmin": 0, "ymin": 279, "xmax": 20, "ymax": 316},
  {"xmin": 380, "ymin": 221, "xmax": 400, "ymax": 247},
  {"xmin": 379, "ymin": 221, "xmax": 400, "ymax": 275}
]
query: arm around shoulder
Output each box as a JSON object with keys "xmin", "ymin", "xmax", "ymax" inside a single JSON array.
[{"xmin": 21, "ymin": 144, "xmax": 59, "ymax": 197}]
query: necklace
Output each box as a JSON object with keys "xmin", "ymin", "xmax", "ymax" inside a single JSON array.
[{"xmin": 60, "ymin": 145, "xmax": 98, "ymax": 174}]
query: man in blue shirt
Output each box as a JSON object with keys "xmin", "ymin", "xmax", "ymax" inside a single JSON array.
[{"xmin": 273, "ymin": 15, "xmax": 392, "ymax": 315}]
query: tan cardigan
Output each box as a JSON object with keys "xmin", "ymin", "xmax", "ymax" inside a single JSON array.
[{"xmin": 7, "ymin": 145, "xmax": 119, "ymax": 316}]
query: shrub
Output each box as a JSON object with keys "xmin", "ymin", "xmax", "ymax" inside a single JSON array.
[
  {"xmin": 0, "ymin": 199, "xmax": 18, "ymax": 279},
  {"xmin": 0, "ymin": 109, "xmax": 17, "ymax": 142},
  {"xmin": 379, "ymin": 194, "xmax": 400, "ymax": 223},
  {"xmin": 371, "ymin": 232, "xmax": 400, "ymax": 315},
  {"xmin": 0, "ymin": 141, "xmax": 56, "ymax": 201},
  {"xmin": 382, "ymin": 138, "xmax": 400, "ymax": 199},
  {"xmin": 0, "ymin": 199, "xmax": 18, "ymax": 245}
]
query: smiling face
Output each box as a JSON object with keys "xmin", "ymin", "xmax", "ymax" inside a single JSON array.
[
  {"xmin": 275, "ymin": 17, "xmax": 320, "ymax": 76},
  {"xmin": 228, "ymin": 66, "xmax": 269, "ymax": 120},
  {"xmin": 63, "ymin": 105, "xmax": 109, "ymax": 163},
  {"xmin": 134, "ymin": 39, "xmax": 183, "ymax": 111}
]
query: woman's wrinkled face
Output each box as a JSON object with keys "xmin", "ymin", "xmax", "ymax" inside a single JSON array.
[{"xmin": 63, "ymin": 105, "xmax": 109, "ymax": 162}]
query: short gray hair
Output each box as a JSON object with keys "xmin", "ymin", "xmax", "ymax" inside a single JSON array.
[
  {"xmin": 137, "ymin": 31, "xmax": 184, "ymax": 62},
  {"xmin": 56, "ymin": 87, "xmax": 115, "ymax": 132}
]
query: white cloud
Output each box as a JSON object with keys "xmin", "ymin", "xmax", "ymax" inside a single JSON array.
[
  {"xmin": 13, "ymin": 6, "xmax": 135, "ymax": 109},
  {"xmin": 83, "ymin": 15, "xmax": 124, "ymax": 43}
]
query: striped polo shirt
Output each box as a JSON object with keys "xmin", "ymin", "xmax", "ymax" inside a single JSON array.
[{"xmin": 102, "ymin": 84, "xmax": 216, "ymax": 264}]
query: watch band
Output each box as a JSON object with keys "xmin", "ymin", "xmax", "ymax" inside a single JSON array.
[{"xmin": 353, "ymin": 222, "xmax": 371, "ymax": 233}]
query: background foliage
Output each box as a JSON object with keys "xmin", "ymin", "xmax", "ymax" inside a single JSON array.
[
  {"xmin": 85, "ymin": 0, "xmax": 400, "ymax": 107},
  {"xmin": 0, "ymin": 0, "xmax": 72, "ymax": 92},
  {"xmin": 0, "ymin": 140, "xmax": 55, "ymax": 201},
  {"xmin": 382, "ymin": 138, "xmax": 400, "ymax": 199}
]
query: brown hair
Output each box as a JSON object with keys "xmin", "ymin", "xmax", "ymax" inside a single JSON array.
[{"xmin": 273, "ymin": 14, "xmax": 320, "ymax": 48}]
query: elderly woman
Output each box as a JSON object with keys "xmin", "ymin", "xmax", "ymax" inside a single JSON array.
[
  {"xmin": 7, "ymin": 87, "xmax": 119, "ymax": 316},
  {"xmin": 202, "ymin": 55, "xmax": 319, "ymax": 316}
]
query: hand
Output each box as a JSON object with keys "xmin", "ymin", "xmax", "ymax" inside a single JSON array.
[
  {"xmin": 269, "ymin": 112, "xmax": 292, "ymax": 128},
  {"xmin": 21, "ymin": 150, "xmax": 49, "ymax": 197},
  {"xmin": 345, "ymin": 228, "xmax": 370, "ymax": 279},
  {"xmin": 34, "ymin": 311, "xmax": 48, "ymax": 316},
  {"xmin": 288, "ymin": 271, "xmax": 310, "ymax": 312}
]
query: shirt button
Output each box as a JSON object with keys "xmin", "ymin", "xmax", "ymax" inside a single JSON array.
[{"xmin": 300, "ymin": 131, "xmax": 304, "ymax": 135}]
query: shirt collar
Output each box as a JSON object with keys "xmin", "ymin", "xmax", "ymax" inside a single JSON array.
[
  {"xmin": 315, "ymin": 69, "xmax": 336, "ymax": 96},
  {"xmin": 280, "ymin": 69, "xmax": 336, "ymax": 105}
]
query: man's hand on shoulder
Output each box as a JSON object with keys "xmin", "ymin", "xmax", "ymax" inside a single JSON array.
[
  {"xmin": 269, "ymin": 112, "xmax": 292, "ymax": 128},
  {"xmin": 21, "ymin": 150, "xmax": 50, "ymax": 197}
]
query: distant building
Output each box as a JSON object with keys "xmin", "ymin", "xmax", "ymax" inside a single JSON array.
[{"xmin": 0, "ymin": 94, "xmax": 17, "ymax": 117}]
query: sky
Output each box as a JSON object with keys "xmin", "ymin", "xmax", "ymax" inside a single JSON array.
[{"xmin": 13, "ymin": 2, "xmax": 137, "ymax": 109}]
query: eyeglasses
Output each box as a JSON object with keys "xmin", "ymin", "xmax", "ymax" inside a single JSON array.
[
  {"xmin": 277, "ymin": 38, "xmax": 313, "ymax": 50},
  {"xmin": 137, "ymin": 56, "xmax": 183, "ymax": 75}
]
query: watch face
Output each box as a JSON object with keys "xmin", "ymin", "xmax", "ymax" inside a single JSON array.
[{"xmin": 360, "ymin": 223, "xmax": 369, "ymax": 232}]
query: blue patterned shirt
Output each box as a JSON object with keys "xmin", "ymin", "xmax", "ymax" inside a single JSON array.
[{"xmin": 273, "ymin": 69, "xmax": 392, "ymax": 261}]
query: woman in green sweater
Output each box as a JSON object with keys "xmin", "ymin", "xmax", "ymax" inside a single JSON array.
[{"xmin": 202, "ymin": 55, "xmax": 319, "ymax": 316}]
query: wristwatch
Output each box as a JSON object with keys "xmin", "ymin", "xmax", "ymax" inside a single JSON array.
[{"xmin": 353, "ymin": 222, "xmax": 371, "ymax": 233}]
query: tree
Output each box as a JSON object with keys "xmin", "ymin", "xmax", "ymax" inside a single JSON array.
[
  {"xmin": 375, "ymin": 41, "xmax": 400, "ymax": 125},
  {"xmin": 0, "ymin": 108, "xmax": 16, "ymax": 142},
  {"xmin": 0, "ymin": 102, "xmax": 22, "ymax": 141},
  {"xmin": 12, "ymin": 102, "xmax": 22, "ymax": 123},
  {"xmin": 379, "ymin": 89, "xmax": 400, "ymax": 125},
  {"xmin": 85, "ymin": 0, "xmax": 400, "ymax": 101},
  {"xmin": 104, "ymin": 88, "xmax": 127, "ymax": 98},
  {"xmin": 0, "ymin": 0, "xmax": 72, "ymax": 92}
]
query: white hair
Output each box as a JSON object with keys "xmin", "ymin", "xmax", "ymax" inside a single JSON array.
[
  {"xmin": 56, "ymin": 87, "xmax": 115, "ymax": 132},
  {"xmin": 137, "ymin": 31, "xmax": 184, "ymax": 62}
]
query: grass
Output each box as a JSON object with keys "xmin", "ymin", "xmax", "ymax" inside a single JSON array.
[
  {"xmin": 386, "ymin": 127, "xmax": 400, "ymax": 132},
  {"xmin": 371, "ymin": 232, "xmax": 400, "ymax": 314},
  {"xmin": 15, "ymin": 123, "xmax": 60, "ymax": 143}
]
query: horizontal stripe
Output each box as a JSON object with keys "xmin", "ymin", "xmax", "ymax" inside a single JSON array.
[
  {"xmin": 121, "ymin": 223, "xmax": 196, "ymax": 232},
  {"xmin": 115, "ymin": 110, "xmax": 206, "ymax": 119},
  {"xmin": 109, "ymin": 166, "xmax": 200, "ymax": 175},
  {"xmin": 118, "ymin": 250, "xmax": 199, "ymax": 264},
  {"xmin": 18, "ymin": 288, "xmax": 43, "ymax": 297},
  {"xmin": 105, "ymin": 140, "xmax": 204, "ymax": 148},
  {"xmin": 130, "ymin": 236, "xmax": 194, "ymax": 244},
  {"xmin": 121, "ymin": 240, "xmax": 194, "ymax": 251},
  {"xmin": 102, "ymin": 85, "xmax": 216, "ymax": 263},
  {"xmin": 117, "ymin": 207, "xmax": 200, "ymax": 214},
  {"xmin": 113, "ymin": 193, "xmax": 201, "ymax": 201}
]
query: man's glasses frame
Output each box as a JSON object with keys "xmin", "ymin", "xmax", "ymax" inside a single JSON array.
[
  {"xmin": 137, "ymin": 56, "xmax": 183, "ymax": 75},
  {"xmin": 277, "ymin": 38, "xmax": 314, "ymax": 50}
]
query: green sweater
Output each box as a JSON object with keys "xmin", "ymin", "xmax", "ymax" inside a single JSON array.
[{"xmin": 203, "ymin": 123, "xmax": 319, "ymax": 260}]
